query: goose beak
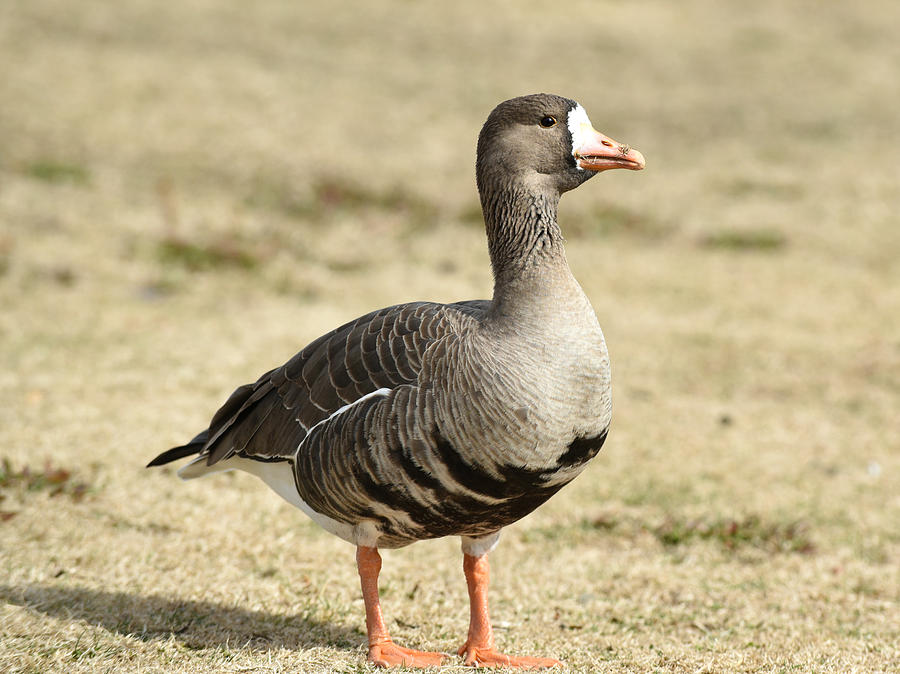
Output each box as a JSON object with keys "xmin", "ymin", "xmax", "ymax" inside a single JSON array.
[{"xmin": 573, "ymin": 127, "xmax": 645, "ymax": 172}]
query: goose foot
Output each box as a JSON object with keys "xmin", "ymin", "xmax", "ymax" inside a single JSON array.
[
  {"xmin": 457, "ymin": 643, "xmax": 561, "ymax": 669},
  {"xmin": 368, "ymin": 640, "xmax": 445, "ymax": 668},
  {"xmin": 458, "ymin": 552, "xmax": 561, "ymax": 669},
  {"xmin": 358, "ymin": 547, "xmax": 445, "ymax": 668}
]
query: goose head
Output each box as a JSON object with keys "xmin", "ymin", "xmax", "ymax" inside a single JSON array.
[{"xmin": 476, "ymin": 93, "xmax": 644, "ymax": 197}]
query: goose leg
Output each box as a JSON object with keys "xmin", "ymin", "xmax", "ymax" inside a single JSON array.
[
  {"xmin": 356, "ymin": 546, "xmax": 445, "ymax": 668},
  {"xmin": 457, "ymin": 553, "xmax": 561, "ymax": 669}
]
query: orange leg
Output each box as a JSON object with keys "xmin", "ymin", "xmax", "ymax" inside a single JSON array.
[
  {"xmin": 457, "ymin": 553, "xmax": 561, "ymax": 669},
  {"xmin": 356, "ymin": 546, "xmax": 445, "ymax": 668}
]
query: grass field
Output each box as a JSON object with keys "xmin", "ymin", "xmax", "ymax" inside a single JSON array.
[{"xmin": 1, "ymin": 1, "xmax": 899, "ymax": 672}]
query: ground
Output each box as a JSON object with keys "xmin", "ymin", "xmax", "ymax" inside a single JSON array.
[{"xmin": 1, "ymin": 1, "xmax": 898, "ymax": 672}]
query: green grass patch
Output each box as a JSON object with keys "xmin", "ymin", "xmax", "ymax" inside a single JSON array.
[
  {"xmin": 247, "ymin": 174, "xmax": 437, "ymax": 230},
  {"xmin": 156, "ymin": 235, "xmax": 261, "ymax": 272},
  {"xmin": 0, "ymin": 236, "xmax": 12, "ymax": 278},
  {"xmin": 24, "ymin": 160, "xmax": 91, "ymax": 185},
  {"xmin": 566, "ymin": 204, "xmax": 666, "ymax": 239},
  {"xmin": 701, "ymin": 228, "xmax": 787, "ymax": 251},
  {"xmin": 524, "ymin": 511, "xmax": 814, "ymax": 555},
  {"xmin": 457, "ymin": 200, "xmax": 484, "ymax": 228},
  {"xmin": 649, "ymin": 514, "xmax": 814, "ymax": 553},
  {"xmin": 718, "ymin": 178, "xmax": 805, "ymax": 200},
  {"xmin": 0, "ymin": 459, "xmax": 92, "ymax": 520}
]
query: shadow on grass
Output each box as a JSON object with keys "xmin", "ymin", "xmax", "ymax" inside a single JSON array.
[{"xmin": 0, "ymin": 583, "xmax": 362, "ymax": 652}]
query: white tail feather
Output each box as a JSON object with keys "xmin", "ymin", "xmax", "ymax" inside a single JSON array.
[{"xmin": 177, "ymin": 455, "xmax": 235, "ymax": 480}]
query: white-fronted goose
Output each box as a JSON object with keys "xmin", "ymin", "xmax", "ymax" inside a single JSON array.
[{"xmin": 148, "ymin": 93, "xmax": 644, "ymax": 669}]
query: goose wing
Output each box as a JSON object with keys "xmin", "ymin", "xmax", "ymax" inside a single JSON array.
[{"xmin": 148, "ymin": 300, "xmax": 488, "ymax": 468}]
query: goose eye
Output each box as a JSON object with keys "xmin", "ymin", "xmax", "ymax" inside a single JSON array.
[{"xmin": 539, "ymin": 116, "xmax": 557, "ymax": 128}]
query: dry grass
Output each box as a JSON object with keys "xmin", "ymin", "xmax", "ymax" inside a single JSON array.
[{"xmin": 2, "ymin": 1, "xmax": 899, "ymax": 672}]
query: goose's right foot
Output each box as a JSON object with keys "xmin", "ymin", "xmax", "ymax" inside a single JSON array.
[{"xmin": 368, "ymin": 640, "xmax": 445, "ymax": 668}]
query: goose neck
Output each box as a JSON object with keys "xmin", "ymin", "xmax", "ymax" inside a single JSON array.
[
  {"xmin": 476, "ymin": 183, "xmax": 584, "ymax": 322},
  {"xmin": 481, "ymin": 183, "xmax": 566, "ymax": 289}
]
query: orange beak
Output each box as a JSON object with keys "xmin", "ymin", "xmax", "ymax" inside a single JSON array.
[{"xmin": 573, "ymin": 127, "xmax": 645, "ymax": 172}]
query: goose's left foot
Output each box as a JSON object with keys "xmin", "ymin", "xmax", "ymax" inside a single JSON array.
[
  {"xmin": 459, "ymin": 552, "xmax": 562, "ymax": 669},
  {"xmin": 457, "ymin": 642, "xmax": 561, "ymax": 669}
]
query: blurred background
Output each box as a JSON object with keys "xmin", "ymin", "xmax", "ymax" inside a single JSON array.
[{"xmin": 1, "ymin": 1, "xmax": 898, "ymax": 672}]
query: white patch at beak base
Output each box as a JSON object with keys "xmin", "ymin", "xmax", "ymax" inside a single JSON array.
[{"xmin": 566, "ymin": 103, "xmax": 594, "ymax": 171}]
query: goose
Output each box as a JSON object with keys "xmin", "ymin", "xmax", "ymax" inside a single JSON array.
[{"xmin": 148, "ymin": 93, "xmax": 644, "ymax": 669}]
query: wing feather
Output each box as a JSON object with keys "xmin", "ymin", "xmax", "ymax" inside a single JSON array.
[{"xmin": 148, "ymin": 300, "xmax": 489, "ymax": 468}]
